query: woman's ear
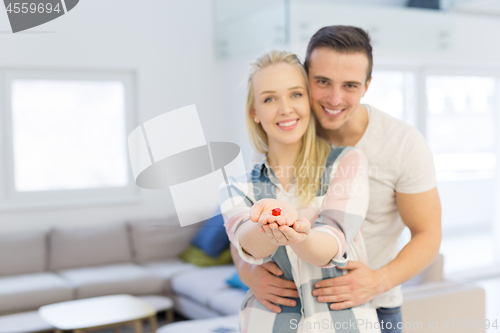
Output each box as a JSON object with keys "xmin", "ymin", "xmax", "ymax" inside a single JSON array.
[{"xmin": 250, "ymin": 108, "xmax": 260, "ymax": 124}]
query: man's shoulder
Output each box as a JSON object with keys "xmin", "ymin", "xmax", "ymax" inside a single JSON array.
[
  {"xmin": 367, "ymin": 105, "xmax": 411, "ymax": 130},
  {"xmin": 364, "ymin": 104, "xmax": 423, "ymax": 144}
]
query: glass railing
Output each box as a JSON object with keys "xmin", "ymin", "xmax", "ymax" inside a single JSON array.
[{"xmin": 214, "ymin": 0, "xmax": 453, "ymax": 58}]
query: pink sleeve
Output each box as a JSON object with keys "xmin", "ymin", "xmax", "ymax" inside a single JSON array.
[{"xmin": 313, "ymin": 147, "xmax": 370, "ymax": 267}]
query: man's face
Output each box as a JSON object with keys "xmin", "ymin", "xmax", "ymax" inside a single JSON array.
[{"xmin": 308, "ymin": 48, "xmax": 371, "ymax": 132}]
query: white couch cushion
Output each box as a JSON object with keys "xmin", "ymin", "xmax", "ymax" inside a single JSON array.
[
  {"xmin": 49, "ymin": 223, "xmax": 132, "ymax": 271},
  {"xmin": 0, "ymin": 273, "xmax": 72, "ymax": 314},
  {"xmin": 128, "ymin": 217, "xmax": 200, "ymax": 263},
  {"xmin": 172, "ymin": 294, "xmax": 223, "ymax": 320},
  {"xmin": 57, "ymin": 264, "xmax": 163, "ymax": 299},
  {"xmin": 0, "ymin": 230, "xmax": 47, "ymax": 277},
  {"xmin": 141, "ymin": 259, "xmax": 196, "ymax": 293},
  {"xmin": 0, "ymin": 311, "xmax": 54, "ymax": 333},
  {"xmin": 170, "ymin": 265, "xmax": 236, "ymax": 305},
  {"xmin": 207, "ymin": 288, "xmax": 245, "ymax": 316}
]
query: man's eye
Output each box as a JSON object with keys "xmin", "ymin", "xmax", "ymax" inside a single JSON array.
[{"xmin": 346, "ymin": 84, "xmax": 357, "ymax": 89}]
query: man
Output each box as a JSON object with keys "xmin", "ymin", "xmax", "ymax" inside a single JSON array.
[{"xmin": 233, "ymin": 25, "xmax": 441, "ymax": 333}]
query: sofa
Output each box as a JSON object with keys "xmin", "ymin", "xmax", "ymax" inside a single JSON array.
[
  {"xmin": 0, "ymin": 217, "xmax": 201, "ymax": 318},
  {"xmin": 0, "ymin": 216, "xmax": 487, "ymax": 333}
]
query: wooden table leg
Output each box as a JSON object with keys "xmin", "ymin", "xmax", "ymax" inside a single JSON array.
[
  {"xmin": 166, "ymin": 308, "xmax": 174, "ymax": 324},
  {"xmin": 54, "ymin": 329, "xmax": 62, "ymax": 333},
  {"xmin": 149, "ymin": 315, "xmax": 158, "ymax": 333},
  {"xmin": 74, "ymin": 330, "xmax": 85, "ymax": 333},
  {"xmin": 132, "ymin": 319, "xmax": 144, "ymax": 333},
  {"xmin": 114, "ymin": 325, "xmax": 121, "ymax": 333}
]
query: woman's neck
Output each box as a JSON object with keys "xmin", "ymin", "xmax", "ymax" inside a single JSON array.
[{"xmin": 266, "ymin": 139, "xmax": 302, "ymax": 190}]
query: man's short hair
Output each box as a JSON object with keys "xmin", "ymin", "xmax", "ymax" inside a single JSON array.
[{"xmin": 304, "ymin": 25, "xmax": 373, "ymax": 83}]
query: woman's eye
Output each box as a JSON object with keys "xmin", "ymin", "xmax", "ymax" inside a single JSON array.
[
  {"xmin": 264, "ymin": 97, "xmax": 274, "ymax": 103},
  {"xmin": 292, "ymin": 93, "xmax": 302, "ymax": 98}
]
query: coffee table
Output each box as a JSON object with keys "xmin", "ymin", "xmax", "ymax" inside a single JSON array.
[{"xmin": 39, "ymin": 294, "xmax": 157, "ymax": 333}]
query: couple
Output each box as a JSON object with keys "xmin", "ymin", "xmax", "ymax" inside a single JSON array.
[{"xmin": 219, "ymin": 25, "xmax": 441, "ymax": 333}]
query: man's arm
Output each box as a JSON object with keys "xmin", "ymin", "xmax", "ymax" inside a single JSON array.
[
  {"xmin": 377, "ymin": 188, "xmax": 442, "ymax": 292},
  {"xmin": 313, "ymin": 188, "xmax": 441, "ymax": 309},
  {"xmin": 231, "ymin": 244, "xmax": 299, "ymax": 313}
]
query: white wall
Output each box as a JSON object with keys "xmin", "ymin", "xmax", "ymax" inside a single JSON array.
[
  {"xmin": 218, "ymin": 5, "xmax": 500, "ymax": 234},
  {"xmin": 0, "ymin": 0, "xmax": 230, "ymax": 232},
  {"xmin": 1, "ymin": 1, "xmax": 499, "ymax": 233},
  {"xmin": 219, "ymin": 5, "xmax": 500, "ymax": 158}
]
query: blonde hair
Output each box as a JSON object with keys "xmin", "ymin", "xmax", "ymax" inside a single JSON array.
[{"xmin": 245, "ymin": 50, "xmax": 331, "ymax": 205}]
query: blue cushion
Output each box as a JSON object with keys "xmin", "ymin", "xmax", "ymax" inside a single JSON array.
[
  {"xmin": 191, "ymin": 211, "xmax": 230, "ymax": 258},
  {"xmin": 226, "ymin": 271, "xmax": 249, "ymax": 291}
]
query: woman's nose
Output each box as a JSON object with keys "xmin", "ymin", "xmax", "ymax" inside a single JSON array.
[{"xmin": 279, "ymin": 98, "xmax": 293, "ymax": 115}]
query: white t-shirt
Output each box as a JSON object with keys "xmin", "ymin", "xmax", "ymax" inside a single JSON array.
[
  {"xmin": 351, "ymin": 105, "xmax": 437, "ymax": 308},
  {"xmin": 250, "ymin": 104, "xmax": 437, "ymax": 308}
]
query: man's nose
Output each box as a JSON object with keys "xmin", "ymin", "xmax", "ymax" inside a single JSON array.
[{"xmin": 327, "ymin": 85, "xmax": 343, "ymax": 106}]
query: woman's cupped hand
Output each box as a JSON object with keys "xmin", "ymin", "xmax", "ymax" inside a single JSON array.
[{"xmin": 249, "ymin": 199, "xmax": 311, "ymax": 245}]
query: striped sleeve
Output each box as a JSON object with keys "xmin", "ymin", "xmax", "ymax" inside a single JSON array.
[
  {"xmin": 219, "ymin": 174, "xmax": 252, "ymax": 244},
  {"xmin": 313, "ymin": 147, "xmax": 370, "ymax": 268},
  {"xmin": 219, "ymin": 174, "xmax": 273, "ymax": 265}
]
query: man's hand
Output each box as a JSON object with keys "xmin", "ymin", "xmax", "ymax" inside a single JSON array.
[
  {"xmin": 312, "ymin": 261, "xmax": 385, "ymax": 310},
  {"xmin": 311, "ymin": 189, "xmax": 441, "ymax": 310},
  {"xmin": 239, "ymin": 261, "xmax": 299, "ymax": 313}
]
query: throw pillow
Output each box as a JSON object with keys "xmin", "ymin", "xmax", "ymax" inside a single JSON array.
[
  {"xmin": 226, "ymin": 271, "xmax": 249, "ymax": 291},
  {"xmin": 180, "ymin": 245, "xmax": 232, "ymax": 266},
  {"xmin": 191, "ymin": 212, "xmax": 230, "ymax": 258}
]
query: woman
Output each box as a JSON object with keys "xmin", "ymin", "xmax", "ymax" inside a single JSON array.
[{"xmin": 219, "ymin": 50, "xmax": 380, "ymax": 333}]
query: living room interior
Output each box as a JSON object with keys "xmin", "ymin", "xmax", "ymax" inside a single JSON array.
[{"xmin": 1, "ymin": 0, "xmax": 500, "ymax": 332}]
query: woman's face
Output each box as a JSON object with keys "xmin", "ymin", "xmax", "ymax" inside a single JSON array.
[{"xmin": 251, "ymin": 62, "xmax": 310, "ymax": 149}]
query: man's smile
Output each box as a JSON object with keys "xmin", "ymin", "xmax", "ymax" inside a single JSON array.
[{"xmin": 322, "ymin": 105, "xmax": 346, "ymax": 117}]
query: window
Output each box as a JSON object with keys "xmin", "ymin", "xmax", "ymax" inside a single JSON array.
[
  {"xmin": 373, "ymin": 69, "xmax": 500, "ymax": 276},
  {"xmin": 361, "ymin": 70, "xmax": 415, "ymax": 125},
  {"xmin": 426, "ymin": 75, "xmax": 496, "ymax": 181},
  {"xmin": 424, "ymin": 73, "xmax": 499, "ymax": 275},
  {"xmin": 0, "ymin": 70, "xmax": 139, "ymax": 210}
]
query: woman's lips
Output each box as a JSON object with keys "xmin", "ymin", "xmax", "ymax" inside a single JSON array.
[{"xmin": 276, "ymin": 119, "xmax": 299, "ymax": 131}]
